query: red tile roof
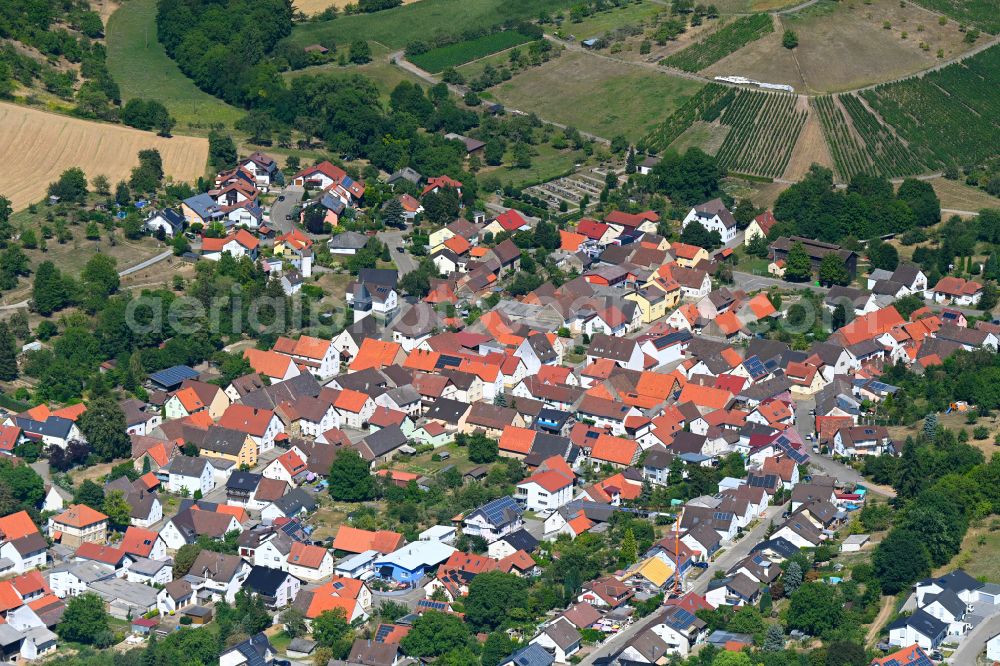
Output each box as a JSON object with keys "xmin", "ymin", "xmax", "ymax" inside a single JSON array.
[{"xmin": 218, "ymin": 404, "xmax": 276, "ymax": 437}]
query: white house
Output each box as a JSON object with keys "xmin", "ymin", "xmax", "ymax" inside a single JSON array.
[
  {"xmin": 987, "ymin": 632, "xmax": 1000, "ymax": 662},
  {"xmin": 462, "ymin": 496, "xmax": 524, "ymax": 543},
  {"xmin": 888, "ymin": 610, "xmax": 948, "ymax": 650},
  {"xmin": 286, "ymin": 543, "xmax": 334, "ymax": 583},
  {"xmin": 516, "ymin": 471, "xmax": 574, "ymax": 512},
  {"xmin": 681, "ymin": 199, "xmax": 738, "ymax": 244},
  {"xmin": 529, "ymin": 618, "xmax": 582, "ymax": 663},
  {"xmin": 164, "ymin": 457, "xmax": 216, "ymax": 496}
]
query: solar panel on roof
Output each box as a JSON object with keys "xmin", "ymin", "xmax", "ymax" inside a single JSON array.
[
  {"xmin": 673, "ymin": 608, "xmax": 695, "ymax": 626},
  {"xmin": 375, "ymin": 624, "xmax": 394, "ymax": 642},
  {"xmin": 418, "ymin": 600, "xmax": 448, "ymax": 611}
]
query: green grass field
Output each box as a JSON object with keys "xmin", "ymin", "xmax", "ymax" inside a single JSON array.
[
  {"xmin": 489, "ymin": 143, "xmax": 587, "ymax": 187},
  {"xmin": 287, "ymin": 0, "xmax": 577, "ymax": 50},
  {"xmin": 493, "ymin": 51, "xmax": 703, "ymax": 142},
  {"xmin": 106, "ymin": 0, "xmax": 244, "ymax": 129},
  {"xmin": 557, "ymin": 1, "xmax": 663, "ymax": 40},
  {"xmin": 410, "ymin": 31, "xmax": 535, "ymax": 73}
]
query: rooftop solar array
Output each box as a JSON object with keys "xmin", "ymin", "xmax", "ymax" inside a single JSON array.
[{"xmin": 477, "ymin": 496, "xmax": 523, "ymax": 524}]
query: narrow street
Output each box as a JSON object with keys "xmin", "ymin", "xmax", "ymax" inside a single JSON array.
[
  {"xmin": 579, "ymin": 505, "xmax": 784, "ymax": 665},
  {"xmin": 267, "ymin": 185, "xmax": 304, "ymax": 235}
]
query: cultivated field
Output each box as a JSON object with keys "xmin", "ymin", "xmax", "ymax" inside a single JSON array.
[
  {"xmin": 0, "ymin": 102, "xmax": 207, "ymax": 210},
  {"xmin": 704, "ymin": 0, "xmax": 976, "ymax": 93},
  {"xmin": 909, "ymin": 0, "xmax": 1000, "ymax": 35},
  {"xmin": 106, "ymin": 0, "xmax": 244, "ymax": 129},
  {"xmin": 645, "ymin": 85, "xmax": 807, "ymax": 179},
  {"xmin": 288, "ymin": 0, "xmax": 578, "ymax": 50},
  {"xmin": 409, "ymin": 30, "xmax": 536, "ymax": 73},
  {"xmin": 861, "ymin": 45, "xmax": 1000, "ymax": 173},
  {"xmin": 492, "ymin": 51, "xmax": 703, "ymax": 142},
  {"xmin": 927, "ymin": 178, "xmax": 1000, "ymax": 213},
  {"xmin": 664, "ymin": 13, "xmax": 775, "ymax": 72}
]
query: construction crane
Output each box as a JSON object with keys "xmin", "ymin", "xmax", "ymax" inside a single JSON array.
[{"xmin": 673, "ymin": 506, "xmax": 685, "ymax": 597}]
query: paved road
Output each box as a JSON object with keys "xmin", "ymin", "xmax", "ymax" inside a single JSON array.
[
  {"xmin": 578, "ymin": 505, "xmax": 784, "ymax": 665},
  {"xmin": 948, "ymin": 611, "xmax": 1000, "ymax": 664},
  {"xmin": 380, "ymin": 229, "xmax": 418, "ymax": 275},
  {"xmin": 268, "ymin": 185, "xmax": 305, "ymax": 235},
  {"xmin": 120, "ymin": 250, "xmax": 173, "ymax": 276},
  {"xmin": 791, "ymin": 396, "xmax": 897, "ymax": 498},
  {"xmin": 733, "ymin": 270, "xmax": 831, "ymax": 294}
]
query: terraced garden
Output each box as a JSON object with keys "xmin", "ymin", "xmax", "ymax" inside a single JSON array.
[{"xmin": 662, "ymin": 13, "xmax": 774, "ymax": 72}]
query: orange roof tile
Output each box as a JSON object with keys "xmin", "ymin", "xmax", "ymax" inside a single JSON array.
[
  {"xmin": 0, "ymin": 582, "xmax": 22, "ymax": 613},
  {"xmin": 834, "ymin": 306, "xmax": 904, "ymax": 346},
  {"xmin": 716, "ymin": 310, "xmax": 744, "ymax": 335},
  {"xmin": 172, "ymin": 387, "xmax": 205, "ymax": 412},
  {"xmin": 244, "ymin": 348, "xmax": 295, "ymax": 379},
  {"xmin": 218, "ymin": 404, "xmax": 276, "ymax": 436},
  {"xmin": 670, "ymin": 242, "xmax": 705, "ymax": 260},
  {"xmin": 404, "ymin": 349, "xmax": 441, "ymax": 372},
  {"xmin": 567, "ymin": 514, "xmax": 594, "ymax": 536},
  {"xmin": 53, "ymin": 504, "xmax": 108, "ymax": 529},
  {"xmin": 536, "ymin": 365, "xmax": 572, "ymax": 385},
  {"xmin": 635, "ymin": 371, "xmax": 676, "ymax": 401},
  {"xmin": 590, "ymin": 434, "xmax": 639, "ymax": 466},
  {"xmin": 499, "ymin": 426, "xmax": 536, "ymax": 455},
  {"xmin": 350, "ymin": 339, "xmax": 403, "ymax": 371},
  {"xmin": 0, "ymin": 511, "xmax": 40, "ymax": 541},
  {"xmin": 443, "ymin": 235, "xmax": 471, "ymax": 255},
  {"xmin": 720, "ymin": 347, "xmax": 742, "ymax": 368},
  {"xmin": 334, "ymin": 389, "xmax": 370, "ymax": 413},
  {"xmin": 677, "ymin": 384, "xmax": 733, "ymax": 410},
  {"xmin": 11, "ymin": 571, "xmax": 47, "ymax": 597},
  {"xmin": 560, "ymin": 230, "xmax": 587, "ymax": 252},
  {"xmin": 747, "ymin": 292, "xmax": 777, "ymax": 319},
  {"xmin": 75, "ymin": 542, "xmax": 126, "ymax": 565},
  {"xmin": 332, "ymin": 525, "xmax": 404, "ymax": 554},
  {"xmin": 520, "ymin": 469, "xmax": 574, "ymax": 493},
  {"xmin": 52, "ymin": 403, "xmax": 87, "ymax": 421},
  {"xmin": 288, "ymin": 542, "xmax": 329, "ymax": 569},
  {"xmin": 184, "ymin": 411, "xmax": 214, "ymax": 429},
  {"xmin": 120, "ymin": 527, "xmax": 161, "ymax": 558}
]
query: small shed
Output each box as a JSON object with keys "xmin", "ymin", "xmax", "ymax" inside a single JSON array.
[
  {"xmin": 287, "ymin": 638, "xmax": 317, "ymax": 658},
  {"xmin": 840, "ymin": 534, "xmax": 870, "ymax": 552},
  {"xmin": 304, "ymin": 44, "xmax": 329, "ymax": 54},
  {"xmin": 183, "ymin": 605, "xmax": 213, "ymax": 625},
  {"xmin": 463, "ymin": 465, "xmax": 489, "ymax": 483},
  {"xmin": 131, "ymin": 618, "xmax": 158, "ymax": 635}
]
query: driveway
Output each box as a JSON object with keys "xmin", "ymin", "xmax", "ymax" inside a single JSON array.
[
  {"xmin": 380, "ymin": 229, "xmax": 418, "ymax": 275},
  {"xmin": 578, "ymin": 505, "xmax": 784, "ymax": 665},
  {"xmin": 948, "ymin": 611, "xmax": 1000, "ymax": 664},
  {"xmin": 268, "ymin": 186, "xmax": 304, "ymax": 235}
]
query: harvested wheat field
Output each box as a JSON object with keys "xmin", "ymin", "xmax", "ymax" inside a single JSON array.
[
  {"xmin": 0, "ymin": 102, "xmax": 207, "ymax": 210},
  {"xmin": 293, "ymin": 0, "xmax": 420, "ymax": 16}
]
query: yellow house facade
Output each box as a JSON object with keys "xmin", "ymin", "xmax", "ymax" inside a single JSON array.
[
  {"xmin": 428, "ymin": 227, "xmax": 455, "ymax": 254},
  {"xmin": 198, "ymin": 429, "xmax": 259, "ymax": 469},
  {"xmin": 626, "ymin": 287, "xmax": 672, "ymax": 324}
]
